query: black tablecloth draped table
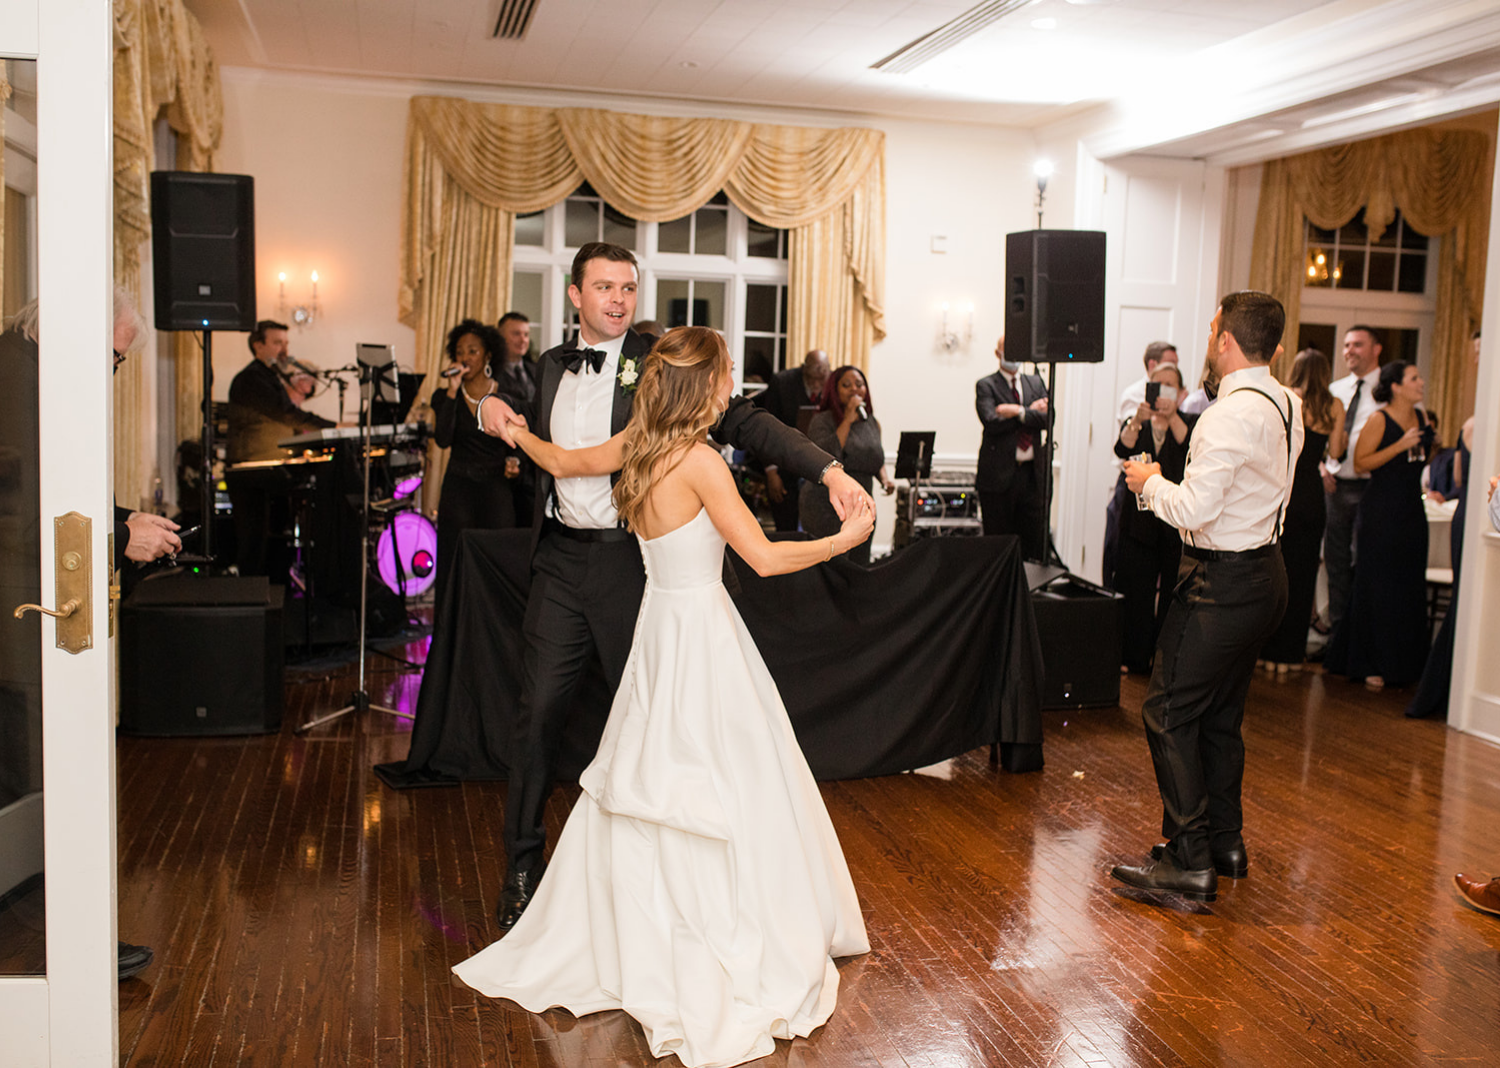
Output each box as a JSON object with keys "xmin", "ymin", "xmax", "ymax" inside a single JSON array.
[{"xmin": 374, "ymin": 529, "xmax": 1044, "ymax": 790}]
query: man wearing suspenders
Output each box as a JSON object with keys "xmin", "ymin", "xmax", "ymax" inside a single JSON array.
[{"xmin": 1112, "ymin": 291, "xmax": 1304, "ymax": 903}]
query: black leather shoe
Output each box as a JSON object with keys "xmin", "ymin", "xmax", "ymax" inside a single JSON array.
[
  {"xmin": 1151, "ymin": 843, "xmax": 1248, "ymax": 878},
  {"xmin": 118, "ymin": 941, "xmax": 153, "ymax": 981},
  {"xmin": 1111, "ymin": 859, "xmax": 1217, "ymax": 901},
  {"xmin": 495, "ymin": 865, "xmax": 546, "ymax": 931}
]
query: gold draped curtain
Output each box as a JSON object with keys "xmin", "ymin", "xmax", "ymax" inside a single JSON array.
[
  {"xmin": 112, "ymin": 0, "xmax": 222, "ymax": 507},
  {"xmin": 1249, "ymin": 117, "xmax": 1494, "ymax": 438},
  {"xmin": 401, "ymin": 99, "xmax": 887, "ymax": 496}
]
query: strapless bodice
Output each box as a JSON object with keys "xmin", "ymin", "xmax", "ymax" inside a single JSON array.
[{"xmin": 637, "ymin": 508, "xmax": 725, "ymax": 591}]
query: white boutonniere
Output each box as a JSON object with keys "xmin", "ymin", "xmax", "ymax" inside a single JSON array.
[{"xmin": 618, "ymin": 358, "xmax": 640, "ymax": 393}]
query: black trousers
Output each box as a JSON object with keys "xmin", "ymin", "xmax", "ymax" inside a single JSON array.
[
  {"xmin": 1143, "ymin": 548, "xmax": 1287, "ymax": 871},
  {"xmin": 1114, "ymin": 533, "xmax": 1181, "ymax": 674},
  {"xmin": 1322, "ymin": 479, "xmax": 1366, "ymax": 632},
  {"xmin": 769, "ymin": 474, "xmax": 802, "ymax": 532},
  {"xmin": 503, "ymin": 532, "xmax": 646, "ymax": 874},
  {"xmin": 979, "ymin": 462, "xmax": 1044, "ymax": 560}
]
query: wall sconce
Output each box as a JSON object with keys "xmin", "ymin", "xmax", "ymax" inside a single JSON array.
[
  {"xmin": 1033, "ymin": 159, "xmax": 1054, "ymax": 228},
  {"xmin": 278, "ymin": 270, "xmax": 321, "ymax": 327},
  {"xmin": 939, "ymin": 301, "xmax": 973, "ymax": 352}
]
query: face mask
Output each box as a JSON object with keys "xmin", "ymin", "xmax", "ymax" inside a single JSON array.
[{"xmin": 999, "ymin": 360, "xmax": 1022, "ymax": 374}]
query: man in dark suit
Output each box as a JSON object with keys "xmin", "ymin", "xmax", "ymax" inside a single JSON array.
[
  {"xmin": 496, "ymin": 311, "xmax": 538, "ymax": 525},
  {"xmin": 753, "ymin": 349, "xmax": 830, "ymax": 531},
  {"xmin": 225, "ymin": 319, "xmax": 335, "ymax": 577},
  {"xmin": 975, "ymin": 334, "xmax": 1049, "ymax": 560},
  {"xmin": 477, "ymin": 243, "xmax": 869, "ymax": 930}
]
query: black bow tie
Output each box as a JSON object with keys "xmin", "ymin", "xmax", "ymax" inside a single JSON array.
[{"xmin": 564, "ymin": 347, "xmax": 606, "ymax": 375}]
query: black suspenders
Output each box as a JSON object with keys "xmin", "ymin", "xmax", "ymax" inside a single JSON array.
[{"xmin": 1232, "ymin": 386, "xmax": 1294, "ymax": 537}]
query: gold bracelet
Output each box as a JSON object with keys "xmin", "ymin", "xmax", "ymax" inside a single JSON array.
[{"xmin": 825, "ymin": 537, "xmax": 835, "ymax": 562}]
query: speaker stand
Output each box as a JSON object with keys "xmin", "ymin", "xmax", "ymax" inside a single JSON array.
[{"xmin": 297, "ymin": 362, "xmax": 413, "ymax": 733}]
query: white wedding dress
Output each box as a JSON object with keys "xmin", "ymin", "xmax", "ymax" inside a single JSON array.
[{"xmin": 453, "ymin": 507, "xmax": 869, "ymax": 1068}]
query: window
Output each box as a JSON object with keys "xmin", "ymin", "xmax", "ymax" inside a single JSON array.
[
  {"xmin": 509, "ymin": 184, "xmax": 790, "ymax": 383},
  {"xmin": 1304, "ymin": 208, "xmax": 1428, "ymax": 294}
]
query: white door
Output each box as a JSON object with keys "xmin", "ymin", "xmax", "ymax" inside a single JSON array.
[{"xmin": 0, "ymin": 0, "xmax": 121, "ymax": 1063}]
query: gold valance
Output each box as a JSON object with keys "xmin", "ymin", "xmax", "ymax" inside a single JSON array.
[
  {"xmin": 400, "ymin": 97, "xmax": 887, "ymax": 391},
  {"xmin": 1249, "ymin": 116, "xmax": 1494, "ymax": 438}
]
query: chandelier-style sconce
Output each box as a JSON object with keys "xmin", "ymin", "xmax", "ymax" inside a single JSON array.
[
  {"xmin": 939, "ymin": 301, "xmax": 974, "ymax": 352},
  {"xmin": 1033, "ymin": 159, "xmax": 1054, "ymax": 228},
  {"xmin": 278, "ymin": 270, "xmax": 321, "ymax": 327},
  {"xmin": 1305, "ymin": 248, "xmax": 1341, "ymax": 285}
]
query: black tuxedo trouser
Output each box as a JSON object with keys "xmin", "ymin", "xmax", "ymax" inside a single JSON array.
[
  {"xmin": 979, "ymin": 462, "xmax": 1044, "ymax": 559},
  {"xmin": 503, "ymin": 532, "xmax": 645, "ymax": 874},
  {"xmin": 1143, "ymin": 549, "xmax": 1287, "ymax": 872},
  {"xmin": 1322, "ymin": 479, "xmax": 1367, "ymax": 632}
]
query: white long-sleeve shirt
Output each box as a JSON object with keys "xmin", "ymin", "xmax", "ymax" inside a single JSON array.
[
  {"xmin": 550, "ymin": 332, "xmax": 627, "ymax": 529},
  {"xmin": 1141, "ymin": 366, "xmax": 1304, "ymax": 552},
  {"xmin": 1328, "ymin": 368, "xmax": 1381, "ymax": 481}
]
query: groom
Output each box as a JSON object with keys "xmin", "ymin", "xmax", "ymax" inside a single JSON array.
[{"xmin": 478, "ymin": 242, "xmax": 871, "ymax": 929}]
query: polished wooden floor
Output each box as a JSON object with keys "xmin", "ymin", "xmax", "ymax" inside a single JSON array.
[{"xmin": 114, "ymin": 639, "xmax": 1500, "ymax": 1067}]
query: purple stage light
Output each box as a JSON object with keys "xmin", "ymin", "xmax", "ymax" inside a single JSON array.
[{"xmin": 377, "ymin": 512, "xmax": 438, "ymax": 595}]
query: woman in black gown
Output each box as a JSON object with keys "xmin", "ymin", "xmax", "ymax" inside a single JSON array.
[
  {"xmin": 431, "ymin": 319, "xmax": 522, "ymax": 606},
  {"xmin": 1325, "ymin": 360, "xmax": 1433, "ymax": 688},
  {"xmin": 1260, "ymin": 349, "xmax": 1346, "ymax": 673},
  {"xmin": 1111, "ymin": 363, "xmax": 1194, "ymax": 674}
]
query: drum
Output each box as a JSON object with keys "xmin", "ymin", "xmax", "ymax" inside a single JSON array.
[{"xmin": 376, "ymin": 511, "xmax": 438, "ymax": 596}]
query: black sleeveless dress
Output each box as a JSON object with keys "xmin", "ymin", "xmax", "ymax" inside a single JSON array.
[
  {"xmin": 1324, "ymin": 410, "xmax": 1430, "ymax": 685},
  {"xmin": 1261, "ymin": 427, "xmax": 1328, "ymax": 663},
  {"xmin": 1407, "ymin": 435, "xmax": 1471, "ymax": 717}
]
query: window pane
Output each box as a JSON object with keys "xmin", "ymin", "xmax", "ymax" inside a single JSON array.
[
  {"xmin": 657, "ymin": 278, "xmax": 691, "ymax": 328},
  {"xmin": 1307, "ymin": 223, "xmax": 1336, "ymax": 244},
  {"xmin": 695, "ymin": 207, "xmax": 728, "ymax": 256},
  {"xmin": 1306, "ymin": 246, "xmax": 1333, "ymax": 288},
  {"xmin": 511, "ymin": 271, "xmax": 544, "ymax": 331},
  {"xmin": 694, "ymin": 280, "xmax": 726, "ymax": 328},
  {"xmin": 1398, "ymin": 253, "xmax": 1427, "ymax": 294},
  {"xmin": 1333, "ymin": 249, "xmax": 1364, "ymax": 289},
  {"xmin": 514, "ymin": 211, "xmax": 545, "ymax": 247},
  {"xmin": 742, "ymin": 335, "xmax": 776, "ymax": 384},
  {"xmin": 565, "ymin": 199, "xmax": 599, "ymax": 248},
  {"xmin": 779, "ymin": 290, "xmax": 788, "ymax": 333},
  {"xmin": 659, "ymin": 215, "xmax": 692, "ymax": 254},
  {"xmin": 1372, "ymin": 213, "xmax": 1400, "ymax": 248},
  {"xmin": 744, "ymin": 283, "xmax": 778, "ymax": 333},
  {"xmin": 708, "ymin": 190, "xmax": 729, "ymax": 206},
  {"xmin": 1338, "ymin": 211, "xmax": 1367, "ymax": 245},
  {"xmin": 1366, "ymin": 251, "xmax": 1396, "ymax": 291},
  {"xmin": 561, "ymin": 268, "xmax": 579, "ymax": 335},
  {"xmin": 1297, "ymin": 322, "xmax": 1337, "ymax": 358},
  {"xmin": 777, "ymin": 337, "xmax": 786, "ymax": 372},
  {"xmin": 1402, "ymin": 226, "xmax": 1429, "ymax": 252},
  {"xmin": 747, "ymin": 219, "xmax": 781, "ymax": 259},
  {"xmin": 602, "ymin": 203, "xmax": 636, "ymax": 249}
]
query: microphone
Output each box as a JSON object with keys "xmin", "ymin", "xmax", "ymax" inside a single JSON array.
[
  {"xmin": 286, "ymin": 356, "xmax": 321, "ymax": 376},
  {"xmin": 857, "ymin": 402, "xmax": 869, "ymax": 421},
  {"xmin": 440, "ymin": 365, "xmax": 464, "ymax": 378}
]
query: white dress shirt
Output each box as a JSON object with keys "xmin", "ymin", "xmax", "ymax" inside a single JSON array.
[
  {"xmin": 1328, "ymin": 368, "xmax": 1381, "ymax": 481},
  {"xmin": 550, "ymin": 333, "xmax": 627, "ymax": 530},
  {"xmin": 1142, "ymin": 365, "xmax": 1305, "ymax": 552},
  {"xmin": 1118, "ymin": 376, "xmax": 1148, "ymax": 424}
]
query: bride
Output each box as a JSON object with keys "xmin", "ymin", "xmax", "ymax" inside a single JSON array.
[{"xmin": 452, "ymin": 327, "xmax": 873, "ymax": 1068}]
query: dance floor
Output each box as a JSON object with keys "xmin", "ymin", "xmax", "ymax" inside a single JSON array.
[{"xmin": 112, "ymin": 634, "xmax": 1500, "ymax": 1067}]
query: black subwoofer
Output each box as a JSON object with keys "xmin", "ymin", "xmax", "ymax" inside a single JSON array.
[
  {"xmin": 1030, "ymin": 576, "xmax": 1123, "ymax": 709},
  {"xmin": 1005, "ymin": 229, "xmax": 1106, "ymax": 364},
  {"xmin": 149, "ymin": 171, "xmax": 257, "ymax": 332},
  {"xmin": 120, "ymin": 574, "xmax": 284, "ymax": 736}
]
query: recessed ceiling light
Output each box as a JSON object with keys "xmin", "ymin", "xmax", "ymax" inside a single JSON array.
[{"xmin": 1031, "ymin": 18, "xmax": 1057, "ymax": 30}]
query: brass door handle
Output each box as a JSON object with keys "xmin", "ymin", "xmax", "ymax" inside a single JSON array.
[{"xmin": 14, "ymin": 598, "xmax": 81, "ymax": 620}]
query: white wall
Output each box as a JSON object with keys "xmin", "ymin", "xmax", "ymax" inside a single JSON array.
[{"xmin": 211, "ymin": 69, "xmax": 1046, "ymax": 546}]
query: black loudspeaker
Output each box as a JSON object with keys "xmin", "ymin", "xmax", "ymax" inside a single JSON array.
[
  {"xmin": 149, "ymin": 171, "xmax": 257, "ymax": 332},
  {"xmin": 1005, "ymin": 229, "xmax": 1106, "ymax": 363},
  {"xmin": 1030, "ymin": 576, "xmax": 1123, "ymax": 709},
  {"xmin": 119, "ymin": 574, "xmax": 284, "ymax": 736}
]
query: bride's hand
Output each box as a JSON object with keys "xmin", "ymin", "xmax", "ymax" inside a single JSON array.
[{"xmin": 836, "ymin": 498, "xmax": 874, "ymax": 550}]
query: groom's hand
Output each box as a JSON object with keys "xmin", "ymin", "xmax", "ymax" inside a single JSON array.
[
  {"xmin": 479, "ymin": 395, "xmax": 520, "ymax": 446},
  {"xmin": 824, "ymin": 467, "xmax": 872, "ymax": 522}
]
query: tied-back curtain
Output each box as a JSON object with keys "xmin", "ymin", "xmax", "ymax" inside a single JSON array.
[
  {"xmin": 1249, "ymin": 118, "xmax": 1493, "ymax": 438},
  {"xmin": 400, "ymin": 95, "xmax": 887, "ymax": 391},
  {"xmin": 112, "ymin": 0, "xmax": 222, "ymax": 508}
]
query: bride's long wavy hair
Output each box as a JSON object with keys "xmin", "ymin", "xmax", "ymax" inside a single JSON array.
[{"xmin": 612, "ymin": 326, "xmax": 731, "ymax": 532}]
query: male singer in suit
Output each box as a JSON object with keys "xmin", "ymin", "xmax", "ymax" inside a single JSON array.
[
  {"xmin": 477, "ymin": 243, "xmax": 871, "ymax": 930},
  {"xmin": 226, "ymin": 319, "xmax": 335, "ymax": 577},
  {"xmin": 975, "ymin": 334, "xmax": 1049, "ymax": 560},
  {"xmin": 1320, "ymin": 325, "xmax": 1384, "ymax": 634},
  {"xmin": 753, "ymin": 349, "xmax": 830, "ymax": 531}
]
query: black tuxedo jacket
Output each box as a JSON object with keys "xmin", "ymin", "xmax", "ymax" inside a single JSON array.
[
  {"xmin": 975, "ymin": 370, "xmax": 1048, "ymax": 493},
  {"xmin": 504, "ymin": 331, "xmax": 834, "ymax": 552}
]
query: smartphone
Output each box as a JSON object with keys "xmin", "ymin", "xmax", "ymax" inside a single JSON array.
[{"xmin": 1144, "ymin": 381, "xmax": 1162, "ymax": 407}]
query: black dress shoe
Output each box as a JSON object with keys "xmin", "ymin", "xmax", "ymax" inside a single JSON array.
[
  {"xmin": 1151, "ymin": 843, "xmax": 1248, "ymax": 878},
  {"xmin": 118, "ymin": 941, "xmax": 153, "ymax": 981},
  {"xmin": 1111, "ymin": 859, "xmax": 1217, "ymax": 902},
  {"xmin": 495, "ymin": 865, "xmax": 546, "ymax": 931}
]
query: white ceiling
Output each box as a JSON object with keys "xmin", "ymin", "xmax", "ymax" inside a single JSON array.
[{"xmin": 186, "ymin": 0, "xmax": 1500, "ymax": 161}]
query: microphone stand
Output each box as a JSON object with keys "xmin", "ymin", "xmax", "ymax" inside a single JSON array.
[{"xmin": 297, "ymin": 359, "xmax": 413, "ymax": 732}]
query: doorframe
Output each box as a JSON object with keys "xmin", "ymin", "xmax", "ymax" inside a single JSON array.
[{"xmin": 0, "ymin": 0, "xmax": 121, "ymax": 1064}]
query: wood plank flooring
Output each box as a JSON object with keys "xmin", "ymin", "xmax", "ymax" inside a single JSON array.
[{"xmin": 114, "ymin": 641, "xmax": 1500, "ymax": 1067}]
